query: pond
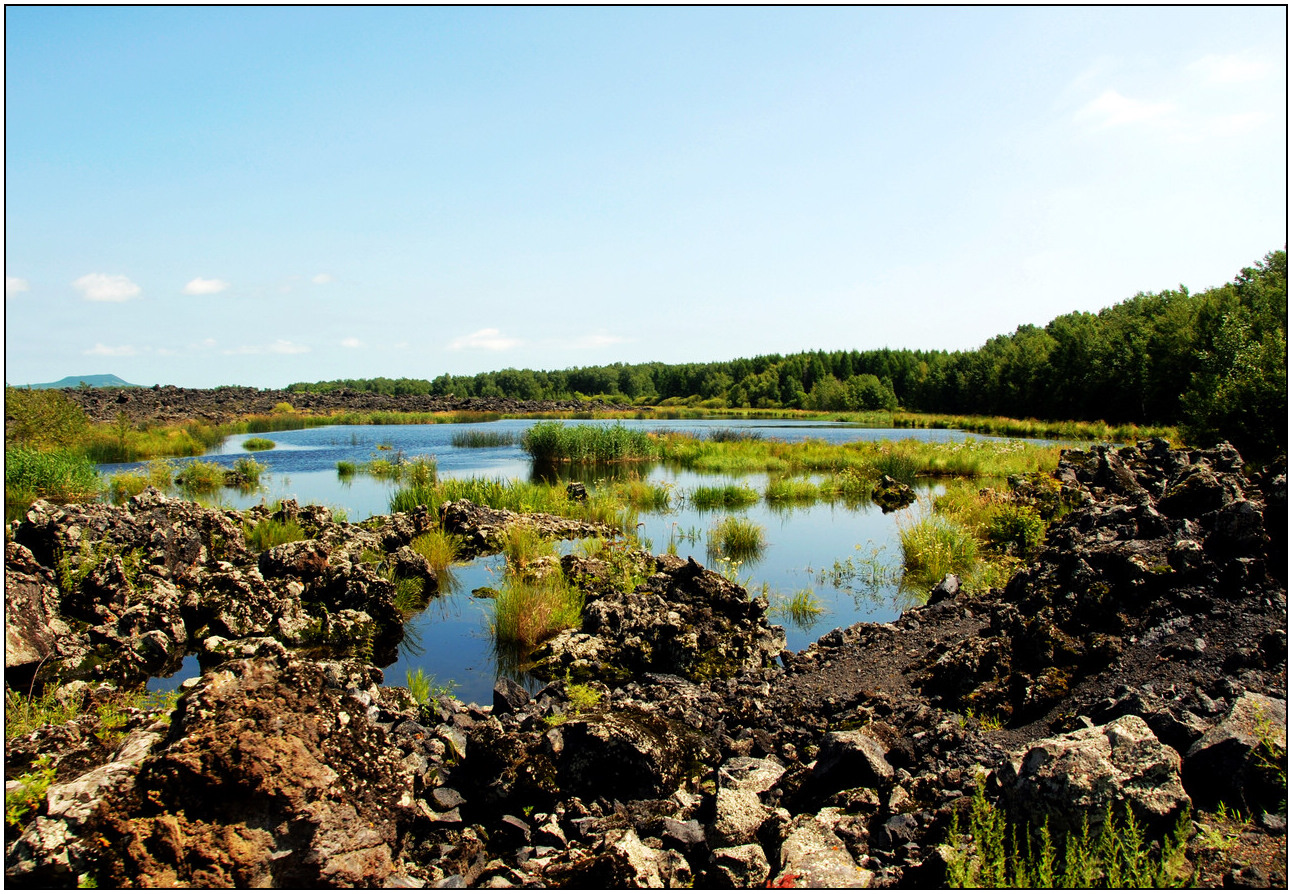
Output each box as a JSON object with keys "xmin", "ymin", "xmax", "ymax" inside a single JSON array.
[{"xmin": 101, "ymin": 419, "xmax": 1040, "ymax": 704}]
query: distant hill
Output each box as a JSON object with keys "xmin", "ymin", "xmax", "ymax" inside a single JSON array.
[{"xmin": 19, "ymin": 374, "xmax": 142, "ymax": 390}]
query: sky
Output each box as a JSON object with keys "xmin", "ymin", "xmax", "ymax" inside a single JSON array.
[{"xmin": 4, "ymin": 6, "xmax": 1286, "ymax": 389}]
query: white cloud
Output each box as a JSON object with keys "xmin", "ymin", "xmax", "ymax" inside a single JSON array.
[
  {"xmin": 341, "ymin": 337, "xmax": 364, "ymax": 348},
  {"xmin": 447, "ymin": 328, "xmax": 522, "ymax": 351},
  {"xmin": 73, "ymin": 273, "xmax": 141, "ymax": 302},
  {"xmin": 1190, "ymin": 52, "xmax": 1275, "ymax": 85},
  {"xmin": 224, "ymin": 339, "xmax": 310, "ymax": 355},
  {"xmin": 312, "ymin": 273, "xmax": 334, "ymax": 285},
  {"xmin": 570, "ymin": 332, "xmax": 629, "ymax": 349},
  {"xmin": 6, "ymin": 276, "xmax": 29, "ymax": 295},
  {"xmin": 84, "ymin": 343, "xmax": 137, "ymax": 357},
  {"xmin": 1075, "ymin": 89, "xmax": 1174, "ymax": 129},
  {"xmin": 183, "ymin": 277, "xmax": 230, "ymax": 295}
]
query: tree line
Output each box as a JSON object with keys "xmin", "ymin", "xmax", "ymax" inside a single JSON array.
[{"xmin": 290, "ymin": 250, "xmax": 1286, "ymax": 461}]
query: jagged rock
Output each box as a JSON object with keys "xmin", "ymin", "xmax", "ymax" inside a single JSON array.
[
  {"xmin": 710, "ymin": 843, "xmax": 771, "ymax": 887},
  {"xmin": 776, "ymin": 813, "xmax": 875, "ymax": 888},
  {"xmin": 554, "ymin": 710, "xmax": 699, "ymax": 801},
  {"xmin": 872, "ymin": 474, "xmax": 916, "ymax": 512},
  {"xmin": 809, "ymin": 728, "xmax": 894, "ymax": 793},
  {"xmin": 1184, "ymin": 692, "xmax": 1287, "ymax": 813},
  {"xmin": 492, "ymin": 677, "xmax": 531, "ymax": 716},
  {"xmin": 710, "ymin": 787, "xmax": 768, "ymax": 847},
  {"xmin": 998, "ymin": 714, "xmax": 1191, "ymax": 836},
  {"xmin": 717, "ymin": 755, "xmax": 785, "ymax": 794},
  {"xmin": 927, "ymin": 573, "xmax": 961, "ymax": 605},
  {"xmin": 439, "ymin": 499, "xmax": 614, "ymax": 555}
]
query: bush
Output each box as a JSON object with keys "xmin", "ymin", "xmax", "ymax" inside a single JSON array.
[
  {"xmin": 4, "ymin": 388, "xmax": 89, "ymax": 449},
  {"xmin": 985, "ymin": 505, "xmax": 1047, "ymax": 560}
]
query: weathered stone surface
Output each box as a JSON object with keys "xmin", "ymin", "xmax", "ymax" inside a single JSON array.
[
  {"xmin": 1184, "ymin": 692, "xmax": 1287, "ymax": 813},
  {"xmin": 440, "ymin": 499, "xmax": 614, "ymax": 555},
  {"xmin": 810, "ymin": 729, "xmax": 894, "ymax": 792},
  {"xmin": 776, "ymin": 813, "xmax": 874, "ymax": 888},
  {"xmin": 998, "ymin": 714, "xmax": 1191, "ymax": 836},
  {"xmin": 710, "ymin": 843, "xmax": 771, "ymax": 887},
  {"xmin": 711, "ymin": 787, "xmax": 768, "ymax": 847}
]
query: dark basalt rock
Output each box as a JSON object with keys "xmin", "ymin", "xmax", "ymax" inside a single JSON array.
[{"xmin": 872, "ymin": 474, "xmax": 916, "ymax": 512}]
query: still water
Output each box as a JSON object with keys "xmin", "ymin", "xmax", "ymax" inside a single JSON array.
[{"xmin": 105, "ymin": 420, "xmax": 1025, "ymax": 703}]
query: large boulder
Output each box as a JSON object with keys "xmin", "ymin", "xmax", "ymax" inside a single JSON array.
[
  {"xmin": 997, "ymin": 714, "xmax": 1191, "ymax": 836},
  {"xmin": 1183, "ymin": 692, "xmax": 1287, "ymax": 813}
]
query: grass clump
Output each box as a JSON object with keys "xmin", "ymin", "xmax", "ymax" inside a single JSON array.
[
  {"xmin": 242, "ymin": 437, "xmax": 275, "ymax": 451},
  {"xmin": 691, "ymin": 483, "xmax": 760, "ymax": 510},
  {"xmin": 174, "ymin": 460, "xmax": 227, "ymax": 495},
  {"xmin": 492, "ymin": 574, "xmax": 584, "ymax": 650},
  {"xmin": 764, "ymin": 476, "xmax": 820, "ymax": 504},
  {"xmin": 5, "ymin": 685, "xmax": 84, "ymax": 742},
  {"xmin": 410, "ymin": 529, "xmax": 463, "ymax": 575},
  {"xmin": 706, "ymin": 515, "xmax": 766, "ymax": 562},
  {"xmin": 501, "ymin": 524, "xmax": 557, "ymax": 578},
  {"xmin": 769, "ymin": 588, "xmax": 826, "ymax": 629},
  {"xmin": 243, "ymin": 516, "xmax": 306, "ymax": 552},
  {"xmin": 522, "ymin": 422, "xmax": 657, "ymax": 463},
  {"xmin": 5, "ymin": 754, "xmax": 56, "ymax": 832},
  {"xmin": 946, "ymin": 782, "xmax": 1191, "ymax": 888},
  {"xmin": 898, "ymin": 514, "xmax": 978, "ymax": 593},
  {"xmin": 985, "ymin": 504, "xmax": 1047, "ymax": 561},
  {"xmin": 451, "ymin": 429, "xmax": 517, "ymax": 448}
]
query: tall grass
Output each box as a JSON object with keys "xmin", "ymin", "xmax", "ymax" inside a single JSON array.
[
  {"xmin": 769, "ymin": 588, "xmax": 826, "ymax": 629},
  {"xmin": 174, "ymin": 460, "xmax": 228, "ymax": 496},
  {"xmin": 898, "ymin": 515, "xmax": 978, "ymax": 593},
  {"xmin": 242, "ymin": 437, "xmax": 275, "ymax": 451},
  {"xmin": 522, "ymin": 422, "xmax": 658, "ymax": 463},
  {"xmin": 410, "ymin": 530, "xmax": 463, "ymax": 575},
  {"xmin": 491, "ymin": 574, "xmax": 584, "ymax": 649},
  {"xmin": 451, "ymin": 429, "xmax": 517, "ymax": 448},
  {"xmin": 691, "ymin": 483, "xmax": 760, "ymax": 510},
  {"xmin": 764, "ymin": 476, "xmax": 821, "ymax": 504},
  {"xmin": 243, "ymin": 517, "xmax": 306, "ymax": 552},
  {"xmin": 500, "ymin": 524, "xmax": 557, "ymax": 578},
  {"xmin": 5, "ymin": 447, "xmax": 101, "ymax": 520},
  {"xmin": 707, "ymin": 515, "xmax": 766, "ymax": 562},
  {"xmin": 105, "ymin": 458, "xmax": 176, "ymax": 504}
]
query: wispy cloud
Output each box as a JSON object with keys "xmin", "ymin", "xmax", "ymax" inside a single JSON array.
[
  {"xmin": 73, "ymin": 273, "xmax": 141, "ymax": 302},
  {"xmin": 224, "ymin": 339, "xmax": 310, "ymax": 355},
  {"xmin": 448, "ymin": 328, "xmax": 522, "ymax": 351},
  {"xmin": 6, "ymin": 276, "xmax": 29, "ymax": 296},
  {"xmin": 1074, "ymin": 89, "xmax": 1174, "ymax": 129},
  {"xmin": 84, "ymin": 343, "xmax": 137, "ymax": 357},
  {"xmin": 183, "ymin": 277, "xmax": 230, "ymax": 295},
  {"xmin": 341, "ymin": 337, "xmax": 364, "ymax": 348},
  {"xmin": 1189, "ymin": 52, "xmax": 1275, "ymax": 84},
  {"xmin": 312, "ymin": 273, "xmax": 334, "ymax": 285},
  {"xmin": 569, "ymin": 332, "xmax": 629, "ymax": 349}
]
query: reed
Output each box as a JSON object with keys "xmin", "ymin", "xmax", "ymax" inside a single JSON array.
[
  {"xmin": 242, "ymin": 437, "xmax": 275, "ymax": 451},
  {"xmin": 409, "ymin": 529, "xmax": 463, "ymax": 575},
  {"xmin": 4, "ymin": 447, "xmax": 101, "ymax": 521},
  {"xmin": 764, "ymin": 476, "xmax": 820, "ymax": 504},
  {"xmin": 691, "ymin": 483, "xmax": 760, "ymax": 510},
  {"xmin": 769, "ymin": 588, "xmax": 826, "ymax": 628},
  {"xmin": 898, "ymin": 515, "xmax": 978, "ymax": 593},
  {"xmin": 451, "ymin": 429, "xmax": 517, "ymax": 448},
  {"xmin": 522, "ymin": 422, "xmax": 657, "ymax": 463}
]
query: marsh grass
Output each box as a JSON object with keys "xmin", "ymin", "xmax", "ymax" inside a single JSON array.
[
  {"xmin": 707, "ymin": 515, "xmax": 766, "ymax": 562},
  {"xmin": 491, "ymin": 574, "xmax": 584, "ymax": 650},
  {"xmin": 501, "ymin": 524, "xmax": 557, "ymax": 578},
  {"xmin": 242, "ymin": 437, "xmax": 275, "ymax": 451},
  {"xmin": 522, "ymin": 422, "xmax": 658, "ymax": 463},
  {"xmin": 410, "ymin": 529, "xmax": 463, "ymax": 575},
  {"xmin": 5, "ymin": 686, "xmax": 83, "ymax": 742},
  {"xmin": 174, "ymin": 460, "xmax": 228, "ymax": 495},
  {"xmin": 606, "ymin": 474, "xmax": 673, "ymax": 511},
  {"xmin": 106, "ymin": 458, "xmax": 176, "ymax": 504},
  {"xmin": 764, "ymin": 476, "xmax": 820, "ymax": 504},
  {"xmin": 691, "ymin": 483, "xmax": 760, "ymax": 510},
  {"xmin": 5, "ymin": 447, "xmax": 101, "ymax": 520},
  {"xmin": 899, "ymin": 514, "xmax": 978, "ymax": 593},
  {"xmin": 451, "ymin": 429, "xmax": 517, "ymax": 448},
  {"xmin": 769, "ymin": 588, "xmax": 826, "ymax": 630}
]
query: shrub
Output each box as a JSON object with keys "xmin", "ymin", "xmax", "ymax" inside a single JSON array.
[
  {"xmin": 985, "ymin": 504, "xmax": 1047, "ymax": 560},
  {"xmin": 4, "ymin": 387, "xmax": 89, "ymax": 449}
]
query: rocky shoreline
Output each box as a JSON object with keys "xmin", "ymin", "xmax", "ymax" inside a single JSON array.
[
  {"xmin": 56, "ymin": 385, "xmax": 630, "ymax": 426},
  {"xmin": 4, "ymin": 440, "xmax": 1286, "ymax": 887}
]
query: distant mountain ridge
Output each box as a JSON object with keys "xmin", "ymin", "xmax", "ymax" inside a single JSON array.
[{"xmin": 18, "ymin": 374, "xmax": 142, "ymax": 390}]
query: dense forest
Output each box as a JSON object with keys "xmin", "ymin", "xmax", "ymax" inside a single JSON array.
[{"xmin": 291, "ymin": 250, "xmax": 1286, "ymax": 461}]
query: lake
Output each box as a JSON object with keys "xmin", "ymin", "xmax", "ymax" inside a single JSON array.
[{"xmin": 101, "ymin": 419, "xmax": 1039, "ymax": 703}]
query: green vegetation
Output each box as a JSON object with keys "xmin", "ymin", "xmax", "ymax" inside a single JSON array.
[
  {"xmin": 242, "ymin": 437, "xmax": 275, "ymax": 451},
  {"xmin": 707, "ymin": 515, "xmax": 766, "ymax": 562},
  {"xmin": 288, "ymin": 249, "xmax": 1286, "ymax": 460},
  {"xmin": 6, "ymin": 754, "xmax": 56, "ymax": 831},
  {"xmin": 391, "ymin": 475, "xmax": 622, "ymax": 528},
  {"xmin": 898, "ymin": 514, "xmax": 979, "ymax": 594},
  {"xmin": 410, "ymin": 529, "xmax": 463, "ymax": 575},
  {"xmin": 243, "ymin": 515, "xmax": 306, "ymax": 552},
  {"xmin": 491, "ymin": 574, "xmax": 584, "ymax": 650},
  {"xmin": 566, "ymin": 680, "xmax": 602, "ymax": 711},
  {"xmin": 691, "ymin": 483, "xmax": 761, "ymax": 510},
  {"xmin": 174, "ymin": 460, "xmax": 228, "ymax": 495},
  {"xmin": 451, "ymin": 429, "xmax": 517, "ymax": 448},
  {"xmin": 769, "ymin": 588, "xmax": 826, "ymax": 629},
  {"xmin": 5, "ymin": 446, "xmax": 101, "ymax": 521},
  {"xmin": 404, "ymin": 668, "xmax": 457, "ymax": 705},
  {"xmin": 500, "ymin": 524, "xmax": 557, "ymax": 578},
  {"xmin": 946, "ymin": 783, "xmax": 1191, "ymax": 888},
  {"xmin": 5, "ymin": 686, "xmax": 83, "ymax": 741},
  {"xmin": 522, "ymin": 421, "xmax": 657, "ymax": 463}
]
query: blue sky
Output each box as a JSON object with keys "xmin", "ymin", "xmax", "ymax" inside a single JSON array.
[{"xmin": 5, "ymin": 6, "xmax": 1285, "ymax": 388}]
